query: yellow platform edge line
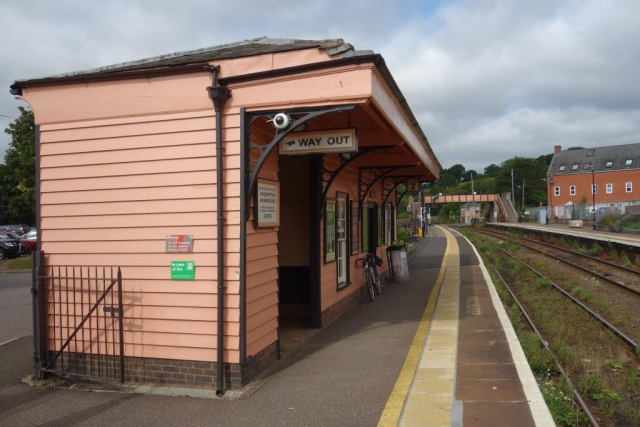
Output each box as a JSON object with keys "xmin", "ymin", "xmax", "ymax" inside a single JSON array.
[{"xmin": 377, "ymin": 227, "xmax": 451, "ymax": 427}]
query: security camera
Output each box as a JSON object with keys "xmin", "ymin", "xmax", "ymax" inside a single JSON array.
[{"xmin": 272, "ymin": 113, "xmax": 291, "ymax": 130}]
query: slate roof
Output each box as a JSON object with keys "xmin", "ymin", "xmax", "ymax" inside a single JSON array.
[
  {"xmin": 548, "ymin": 143, "xmax": 640, "ymax": 175},
  {"xmin": 10, "ymin": 37, "xmax": 356, "ymax": 89}
]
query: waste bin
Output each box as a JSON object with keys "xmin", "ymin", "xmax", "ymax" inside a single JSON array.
[{"xmin": 387, "ymin": 243, "xmax": 409, "ymax": 282}]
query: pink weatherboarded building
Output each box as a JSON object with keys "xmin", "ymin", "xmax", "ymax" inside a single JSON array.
[{"xmin": 11, "ymin": 38, "xmax": 440, "ymax": 393}]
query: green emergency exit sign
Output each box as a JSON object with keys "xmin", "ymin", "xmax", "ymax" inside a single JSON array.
[{"xmin": 171, "ymin": 261, "xmax": 195, "ymax": 280}]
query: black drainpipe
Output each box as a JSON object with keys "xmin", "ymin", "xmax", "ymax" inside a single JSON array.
[{"xmin": 206, "ymin": 66, "xmax": 230, "ymax": 397}]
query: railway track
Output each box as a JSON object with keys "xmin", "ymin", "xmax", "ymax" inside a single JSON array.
[{"xmin": 473, "ymin": 227, "xmax": 640, "ymax": 297}]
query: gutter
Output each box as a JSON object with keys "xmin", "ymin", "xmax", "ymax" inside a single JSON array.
[{"xmin": 206, "ymin": 66, "xmax": 231, "ymax": 397}]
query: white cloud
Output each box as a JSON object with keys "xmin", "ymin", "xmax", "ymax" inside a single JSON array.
[{"xmin": 1, "ymin": 0, "xmax": 640, "ymax": 172}]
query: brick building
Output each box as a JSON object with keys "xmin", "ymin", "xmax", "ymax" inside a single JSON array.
[{"xmin": 547, "ymin": 143, "xmax": 640, "ymax": 217}]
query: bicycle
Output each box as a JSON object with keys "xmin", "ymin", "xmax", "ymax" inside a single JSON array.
[{"xmin": 356, "ymin": 252, "xmax": 383, "ymax": 301}]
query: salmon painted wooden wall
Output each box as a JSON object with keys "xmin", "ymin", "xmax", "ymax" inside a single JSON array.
[{"xmin": 37, "ymin": 95, "xmax": 243, "ymax": 364}]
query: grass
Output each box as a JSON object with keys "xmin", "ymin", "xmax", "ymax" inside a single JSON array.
[
  {"xmin": 4, "ymin": 255, "xmax": 32, "ymax": 270},
  {"xmin": 460, "ymin": 228, "xmax": 640, "ymax": 426}
]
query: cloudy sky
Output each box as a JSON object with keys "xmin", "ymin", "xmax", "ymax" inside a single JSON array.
[{"xmin": 1, "ymin": 0, "xmax": 639, "ymax": 171}]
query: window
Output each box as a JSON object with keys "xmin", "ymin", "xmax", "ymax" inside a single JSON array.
[
  {"xmin": 606, "ymin": 183, "xmax": 613, "ymax": 194},
  {"xmin": 558, "ymin": 165, "xmax": 566, "ymax": 172},
  {"xmin": 377, "ymin": 205, "xmax": 383, "ymax": 247},
  {"xmin": 626, "ymin": 182, "xmax": 633, "ymax": 193},
  {"xmin": 361, "ymin": 204, "xmax": 369, "ymax": 252},
  {"xmin": 592, "ymin": 184, "xmax": 598, "ymax": 195},
  {"xmin": 554, "ymin": 186, "xmax": 560, "ymax": 196},
  {"xmin": 626, "ymin": 159, "xmax": 633, "ymax": 167},
  {"xmin": 582, "ymin": 163, "xmax": 592, "ymax": 170},
  {"xmin": 571, "ymin": 164, "xmax": 579, "ymax": 171},
  {"xmin": 587, "ymin": 150, "xmax": 595, "ymax": 157},
  {"xmin": 336, "ymin": 194, "xmax": 348, "ymax": 287},
  {"xmin": 385, "ymin": 205, "xmax": 392, "ymax": 245},
  {"xmin": 605, "ymin": 161, "xmax": 613, "ymax": 168},
  {"xmin": 570, "ymin": 185, "xmax": 576, "ymax": 195}
]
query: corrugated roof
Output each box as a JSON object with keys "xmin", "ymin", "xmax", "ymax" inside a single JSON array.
[
  {"xmin": 10, "ymin": 37, "xmax": 352, "ymax": 88},
  {"xmin": 548, "ymin": 143, "xmax": 640, "ymax": 175}
]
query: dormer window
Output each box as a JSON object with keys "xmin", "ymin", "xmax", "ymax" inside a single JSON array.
[
  {"xmin": 571, "ymin": 164, "xmax": 579, "ymax": 171},
  {"xmin": 605, "ymin": 161, "xmax": 613, "ymax": 168},
  {"xmin": 582, "ymin": 163, "xmax": 591, "ymax": 170},
  {"xmin": 626, "ymin": 159, "xmax": 633, "ymax": 167},
  {"xmin": 558, "ymin": 165, "xmax": 566, "ymax": 172},
  {"xmin": 587, "ymin": 150, "xmax": 595, "ymax": 157}
]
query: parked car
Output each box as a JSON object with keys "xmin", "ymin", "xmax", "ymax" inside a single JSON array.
[
  {"xmin": 0, "ymin": 224, "xmax": 31, "ymax": 235},
  {"xmin": 0, "ymin": 233, "xmax": 21, "ymax": 259},
  {"xmin": 20, "ymin": 229, "xmax": 37, "ymax": 253}
]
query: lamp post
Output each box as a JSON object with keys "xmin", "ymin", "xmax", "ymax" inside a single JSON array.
[{"xmin": 591, "ymin": 167, "xmax": 596, "ymax": 230}]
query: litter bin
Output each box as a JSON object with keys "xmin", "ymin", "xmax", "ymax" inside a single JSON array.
[{"xmin": 387, "ymin": 243, "xmax": 409, "ymax": 282}]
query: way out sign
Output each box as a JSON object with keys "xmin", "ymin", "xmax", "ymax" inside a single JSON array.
[{"xmin": 279, "ymin": 129, "xmax": 357, "ymax": 155}]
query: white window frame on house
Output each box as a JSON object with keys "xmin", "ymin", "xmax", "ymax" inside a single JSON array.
[
  {"xmin": 554, "ymin": 186, "xmax": 560, "ymax": 196},
  {"xmin": 558, "ymin": 165, "xmax": 566, "ymax": 171},
  {"xmin": 592, "ymin": 184, "xmax": 598, "ymax": 194},
  {"xmin": 606, "ymin": 183, "xmax": 613, "ymax": 194},
  {"xmin": 625, "ymin": 159, "xmax": 633, "ymax": 167},
  {"xmin": 570, "ymin": 185, "xmax": 576, "ymax": 195},
  {"xmin": 571, "ymin": 164, "xmax": 579, "ymax": 171},
  {"xmin": 626, "ymin": 182, "xmax": 633, "ymax": 193}
]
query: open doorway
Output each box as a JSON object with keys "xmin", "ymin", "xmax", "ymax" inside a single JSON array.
[{"xmin": 277, "ymin": 156, "xmax": 314, "ymax": 354}]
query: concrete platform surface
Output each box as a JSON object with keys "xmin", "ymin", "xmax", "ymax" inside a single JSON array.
[{"xmin": 494, "ymin": 222, "xmax": 640, "ymax": 247}]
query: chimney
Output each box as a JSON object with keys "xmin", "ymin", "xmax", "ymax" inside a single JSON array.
[{"xmin": 554, "ymin": 145, "xmax": 562, "ymax": 153}]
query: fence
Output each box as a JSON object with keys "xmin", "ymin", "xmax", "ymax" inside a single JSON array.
[{"xmin": 33, "ymin": 253, "xmax": 125, "ymax": 382}]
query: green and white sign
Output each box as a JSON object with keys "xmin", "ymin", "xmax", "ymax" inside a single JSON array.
[{"xmin": 171, "ymin": 261, "xmax": 195, "ymax": 280}]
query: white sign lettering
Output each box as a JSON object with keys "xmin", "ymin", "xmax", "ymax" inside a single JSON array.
[{"xmin": 279, "ymin": 129, "xmax": 357, "ymax": 155}]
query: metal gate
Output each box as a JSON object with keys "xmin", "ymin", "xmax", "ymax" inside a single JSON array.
[{"xmin": 32, "ymin": 251, "xmax": 125, "ymax": 382}]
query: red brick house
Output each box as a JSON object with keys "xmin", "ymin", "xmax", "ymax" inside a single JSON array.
[{"xmin": 547, "ymin": 143, "xmax": 640, "ymax": 217}]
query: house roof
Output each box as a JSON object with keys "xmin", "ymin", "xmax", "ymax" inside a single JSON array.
[
  {"xmin": 548, "ymin": 143, "xmax": 640, "ymax": 175},
  {"xmin": 10, "ymin": 37, "xmax": 357, "ymax": 89}
]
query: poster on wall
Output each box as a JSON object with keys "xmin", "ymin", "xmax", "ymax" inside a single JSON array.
[
  {"xmin": 325, "ymin": 201, "xmax": 336, "ymax": 262},
  {"xmin": 351, "ymin": 201, "xmax": 359, "ymax": 255},
  {"xmin": 255, "ymin": 179, "xmax": 280, "ymax": 227}
]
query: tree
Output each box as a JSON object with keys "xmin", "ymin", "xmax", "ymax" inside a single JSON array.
[
  {"xmin": 445, "ymin": 164, "xmax": 465, "ymax": 182},
  {"xmin": 0, "ymin": 106, "xmax": 36, "ymax": 224},
  {"xmin": 483, "ymin": 164, "xmax": 500, "ymax": 177}
]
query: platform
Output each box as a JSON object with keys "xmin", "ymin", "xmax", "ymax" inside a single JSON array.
[
  {"xmin": 491, "ymin": 222, "xmax": 640, "ymax": 248},
  {"xmin": 379, "ymin": 226, "xmax": 554, "ymax": 427}
]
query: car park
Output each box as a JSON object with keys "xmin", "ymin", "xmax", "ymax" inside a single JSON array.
[
  {"xmin": 0, "ymin": 233, "xmax": 21, "ymax": 259},
  {"xmin": 0, "ymin": 224, "xmax": 31, "ymax": 235},
  {"xmin": 20, "ymin": 229, "xmax": 37, "ymax": 253}
]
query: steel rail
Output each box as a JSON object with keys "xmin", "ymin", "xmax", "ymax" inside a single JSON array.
[
  {"xmin": 499, "ymin": 249, "xmax": 639, "ymax": 351},
  {"xmin": 485, "ymin": 226, "xmax": 640, "ymax": 276},
  {"xmin": 492, "ymin": 268, "xmax": 600, "ymax": 427},
  {"xmin": 473, "ymin": 228, "xmax": 640, "ymax": 297}
]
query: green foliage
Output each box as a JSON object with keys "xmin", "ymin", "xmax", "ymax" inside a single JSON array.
[
  {"xmin": 5, "ymin": 255, "xmax": 31, "ymax": 270},
  {"xmin": 397, "ymin": 229, "xmax": 409, "ymax": 243},
  {"xmin": 0, "ymin": 107, "xmax": 36, "ymax": 224},
  {"xmin": 601, "ymin": 213, "xmax": 618, "ymax": 229},
  {"xmin": 578, "ymin": 374, "xmax": 602, "ymax": 398},
  {"xmin": 540, "ymin": 377, "xmax": 586, "ymax": 426}
]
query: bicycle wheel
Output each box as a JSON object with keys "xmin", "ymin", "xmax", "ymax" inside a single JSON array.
[
  {"xmin": 371, "ymin": 266, "xmax": 382, "ymax": 295},
  {"xmin": 366, "ymin": 272, "xmax": 375, "ymax": 301}
]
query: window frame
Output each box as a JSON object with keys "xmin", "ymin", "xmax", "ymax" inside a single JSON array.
[
  {"xmin": 586, "ymin": 150, "xmax": 595, "ymax": 157},
  {"xmin": 605, "ymin": 161, "xmax": 613, "ymax": 168},
  {"xmin": 606, "ymin": 183, "xmax": 613, "ymax": 194},
  {"xmin": 558, "ymin": 165, "xmax": 566, "ymax": 172},
  {"xmin": 626, "ymin": 182, "xmax": 633, "ymax": 193},
  {"xmin": 582, "ymin": 163, "xmax": 591, "ymax": 170},
  {"xmin": 335, "ymin": 192, "xmax": 350, "ymax": 290},
  {"xmin": 570, "ymin": 185, "xmax": 576, "ymax": 196},
  {"xmin": 625, "ymin": 159, "xmax": 633, "ymax": 167},
  {"xmin": 592, "ymin": 184, "xmax": 598, "ymax": 195},
  {"xmin": 571, "ymin": 164, "xmax": 579, "ymax": 171},
  {"xmin": 554, "ymin": 186, "xmax": 560, "ymax": 196}
]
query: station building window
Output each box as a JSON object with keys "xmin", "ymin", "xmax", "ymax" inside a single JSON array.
[
  {"xmin": 606, "ymin": 183, "xmax": 613, "ymax": 194},
  {"xmin": 554, "ymin": 186, "xmax": 560, "ymax": 196},
  {"xmin": 626, "ymin": 182, "xmax": 633, "ymax": 193},
  {"xmin": 570, "ymin": 185, "xmax": 576, "ymax": 195}
]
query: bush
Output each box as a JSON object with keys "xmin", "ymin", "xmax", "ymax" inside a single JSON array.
[{"xmin": 397, "ymin": 229, "xmax": 409, "ymax": 243}]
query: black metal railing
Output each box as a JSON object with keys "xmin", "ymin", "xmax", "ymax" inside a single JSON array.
[{"xmin": 35, "ymin": 260, "xmax": 125, "ymax": 382}]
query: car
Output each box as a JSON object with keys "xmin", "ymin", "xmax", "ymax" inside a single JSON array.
[
  {"xmin": 0, "ymin": 233, "xmax": 21, "ymax": 260},
  {"xmin": 20, "ymin": 229, "xmax": 37, "ymax": 253},
  {"xmin": 0, "ymin": 224, "xmax": 31, "ymax": 235}
]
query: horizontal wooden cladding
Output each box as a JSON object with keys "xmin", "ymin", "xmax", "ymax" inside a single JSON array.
[
  {"xmin": 44, "ymin": 265, "xmax": 241, "ymax": 282},
  {"xmin": 46, "ymin": 301, "xmax": 238, "ymax": 323},
  {"xmin": 41, "ymin": 212, "xmax": 242, "ymax": 230},
  {"xmin": 41, "ymin": 171, "xmax": 240, "ymax": 193},
  {"xmin": 246, "ymin": 256, "xmax": 278, "ymax": 276},
  {"xmin": 41, "ymin": 156, "xmax": 221, "ymax": 180},
  {"xmin": 41, "ymin": 239, "xmax": 239, "ymax": 254},
  {"xmin": 246, "ymin": 329, "xmax": 277, "ymax": 358},
  {"xmin": 246, "ymin": 268, "xmax": 278, "ymax": 289},
  {"xmin": 41, "ymin": 114, "xmax": 238, "ymax": 144},
  {"xmin": 41, "ymin": 185, "xmax": 217, "ymax": 205},
  {"xmin": 42, "ymin": 225, "xmax": 240, "ymax": 242},
  {"xmin": 245, "ymin": 318, "xmax": 277, "ymax": 347},
  {"xmin": 46, "ymin": 291, "xmax": 239, "ymax": 309},
  {"xmin": 47, "ymin": 330, "xmax": 238, "ymax": 351},
  {"xmin": 42, "ymin": 252, "xmax": 239, "ymax": 267},
  {"xmin": 246, "ymin": 280, "xmax": 277, "ymax": 304},
  {"xmin": 245, "ymin": 231, "xmax": 278, "ymax": 248},
  {"xmin": 41, "ymin": 198, "xmax": 240, "ymax": 217},
  {"xmin": 45, "ymin": 316, "xmax": 238, "ymax": 336},
  {"xmin": 41, "ymin": 143, "xmax": 233, "ymax": 169},
  {"xmin": 41, "ymin": 110, "xmax": 216, "ymax": 131},
  {"xmin": 46, "ymin": 340, "xmax": 237, "ymax": 363}
]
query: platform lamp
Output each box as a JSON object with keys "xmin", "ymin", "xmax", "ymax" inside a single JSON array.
[{"xmin": 591, "ymin": 166, "xmax": 596, "ymax": 230}]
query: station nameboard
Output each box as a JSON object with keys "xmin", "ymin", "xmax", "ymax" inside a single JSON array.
[
  {"xmin": 255, "ymin": 179, "xmax": 280, "ymax": 228},
  {"xmin": 166, "ymin": 235, "xmax": 194, "ymax": 253},
  {"xmin": 279, "ymin": 129, "xmax": 357, "ymax": 155}
]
